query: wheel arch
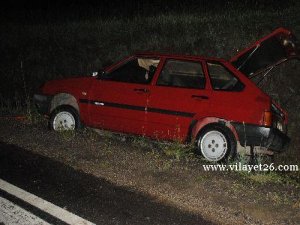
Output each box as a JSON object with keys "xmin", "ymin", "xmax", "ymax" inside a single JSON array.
[
  {"xmin": 50, "ymin": 93, "xmax": 79, "ymax": 115},
  {"xmin": 187, "ymin": 117, "xmax": 239, "ymax": 144}
]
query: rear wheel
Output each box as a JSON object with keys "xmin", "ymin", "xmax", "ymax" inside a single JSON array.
[
  {"xmin": 196, "ymin": 124, "xmax": 236, "ymax": 162},
  {"xmin": 49, "ymin": 106, "xmax": 81, "ymax": 131}
]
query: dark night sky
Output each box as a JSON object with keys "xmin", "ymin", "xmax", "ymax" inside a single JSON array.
[{"xmin": 2, "ymin": 0, "xmax": 297, "ymax": 20}]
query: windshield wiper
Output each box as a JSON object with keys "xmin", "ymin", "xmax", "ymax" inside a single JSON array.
[
  {"xmin": 256, "ymin": 66, "xmax": 274, "ymax": 85},
  {"xmin": 255, "ymin": 58, "xmax": 288, "ymax": 85}
]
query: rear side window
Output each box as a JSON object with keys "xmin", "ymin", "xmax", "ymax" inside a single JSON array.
[
  {"xmin": 157, "ymin": 59, "xmax": 206, "ymax": 89},
  {"xmin": 207, "ymin": 63, "xmax": 244, "ymax": 91}
]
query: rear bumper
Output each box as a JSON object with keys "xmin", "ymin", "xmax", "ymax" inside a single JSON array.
[
  {"xmin": 232, "ymin": 122, "xmax": 290, "ymax": 152},
  {"xmin": 33, "ymin": 94, "xmax": 52, "ymax": 115}
]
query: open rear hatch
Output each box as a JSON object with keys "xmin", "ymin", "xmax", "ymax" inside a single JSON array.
[
  {"xmin": 231, "ymin": 28, "xmax": 299, "ymax": 140},
  {"xmin": 230, "ymin": 27, "xmax": 299, "ymax": 80}
]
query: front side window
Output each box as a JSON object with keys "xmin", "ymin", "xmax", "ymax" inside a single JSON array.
[
  {"xmin": 207, "ymin": 63, "xmax": 244, "ymax": 91},
  {"xmin": 157, "ymin": 59, "xmax": 206, "ymax": 89},
  {"xmin": 102, "ymin": 57, "xmax": 160, "ymax": 84}
]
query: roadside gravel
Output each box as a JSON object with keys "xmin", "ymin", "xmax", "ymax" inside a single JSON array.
[{"xmin": 0, "ymin": 118, "xmax": 299, "ymax": 225}]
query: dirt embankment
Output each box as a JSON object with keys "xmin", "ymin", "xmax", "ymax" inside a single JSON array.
[{"xmin": 0, "ymin": 118, "xmax": 299, "ymax": 225}]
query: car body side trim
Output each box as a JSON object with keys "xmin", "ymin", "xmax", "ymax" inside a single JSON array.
[{"xmin": 79, "ymin": 99, "xmax": 195, "ymax": 118}]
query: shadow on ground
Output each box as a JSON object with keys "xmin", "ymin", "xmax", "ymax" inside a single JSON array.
[{"xmin": 0, "ymin": 142, "xmax": 213, "ymax": 225}]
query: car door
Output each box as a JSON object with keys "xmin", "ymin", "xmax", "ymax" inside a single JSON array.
[
  {"xmin": 205, "ymin": 61, "xmax": 260, "ymax": 125},
  {"xmin": 87, "ymin": 57, "xmax": 160, "ymax": 134},
  {"xmin": 146, "ymin": 58, "xmax": 211, "ymax": 141}
]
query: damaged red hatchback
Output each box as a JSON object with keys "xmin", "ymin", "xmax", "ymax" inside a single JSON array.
[{"xmin": 34, "ymin": 28, "xmax": 298, "ymax": 162}]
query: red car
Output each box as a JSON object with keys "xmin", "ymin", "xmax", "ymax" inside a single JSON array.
[{"xmin": 34, "ymin": 28, "xmax": 298, "ymax": 162}]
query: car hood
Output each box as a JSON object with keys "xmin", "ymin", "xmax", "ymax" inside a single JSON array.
[
  {"xmin": 42, "ymin": 76, "xmax": 95, "ymax": 95},
  {"xmin": 230, "ymin": 27, "xmax": 299, "ymax": 79}
]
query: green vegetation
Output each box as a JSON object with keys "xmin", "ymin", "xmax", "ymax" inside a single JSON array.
[
  {"xmin": 58, "ymin": 129, "xmax": 76, "ymax": 141},
  {"xmin": 1, "ymin": 4, "xmax": 300, "ymax": 99},
  {"xmin": 247, "ymin": 172, "xmax": 285, "ymax": 184}
]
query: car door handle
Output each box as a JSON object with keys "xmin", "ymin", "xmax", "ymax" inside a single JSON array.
[
  {"xmin": 191, "ymin": 95, "xmax": 209, "ymax": 100},
  {"xmin": 133, "ymin": 88, "xmax": 150, "ymax": 93}
]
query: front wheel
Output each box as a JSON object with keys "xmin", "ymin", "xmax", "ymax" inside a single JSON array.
[
  {"xmin": 196, "ymin": 125, "xmax": 236, "ymax": 162},
  {"xmin": 49, "ymin": 106, "xmax": 81, "ymax": 131}
]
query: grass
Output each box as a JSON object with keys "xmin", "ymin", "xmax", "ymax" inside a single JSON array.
[
  {"xmin": 57, "ymin": 129, "xmax": 76, "ymax": 141},
  {"xmin": 247, "ymin": 172, "xmax": 284, "ymax": 184},
  {"xmin": 81, "ymin": 127, "xmax": 299, "ymax": 186},
  {"xmin": 1, "ymin": 6, "xmax": 300, "ymax": 98}
]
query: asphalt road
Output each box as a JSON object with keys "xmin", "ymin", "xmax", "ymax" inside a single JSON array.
[{"xmin": 0, "ymin": 142, "xmax": 213, "ymax": 225}]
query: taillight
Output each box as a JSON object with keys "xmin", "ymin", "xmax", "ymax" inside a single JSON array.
[{"xmin": 263, "ymin": 111, "xmax": 272, "ymax": 127}]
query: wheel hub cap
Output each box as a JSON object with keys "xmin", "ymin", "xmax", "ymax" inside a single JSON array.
[
  {"xmin": 200, "ymin": 130, "xmax": 228, "ymax": 161},
  {"xmin": 53, "ymin": 112, "xmax": 75, "ymax": 131}
]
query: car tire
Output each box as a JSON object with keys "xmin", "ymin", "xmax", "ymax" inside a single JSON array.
[
  {"xmin": 196, "ymin": 124, "xmax": 236, "ymax": 162},
  {"xmin": 49, "ymin": 105, "xmax": 81, "ymax": 131}
]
